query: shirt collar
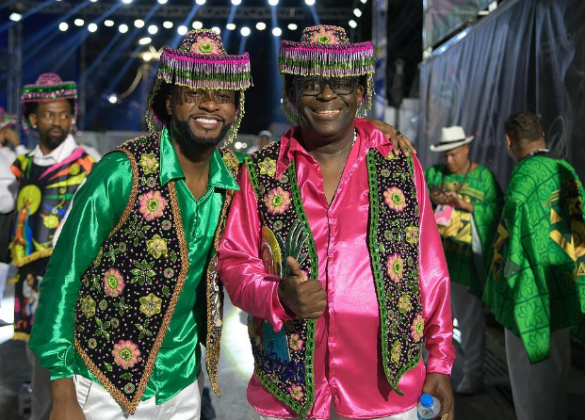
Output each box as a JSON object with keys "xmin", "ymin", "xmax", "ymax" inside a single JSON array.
[
  {"xmin": 159, "ymin": 126, "xmax": 239, "ymax": 191},
  {"xmin": 30, "ymin": 134, "xmax": 78, "ymax": 164},
  {"xmin": 275, "ymin": 118, "xmax": 394, "ymax": 179}
]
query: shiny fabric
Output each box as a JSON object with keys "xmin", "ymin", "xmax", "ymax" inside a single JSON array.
[
  {"xmin": 29, "ymin": 127, "xmax": 238, "ymax": 404},
  {"xmin": 217, "ymin": 119, "xmax": 455, "ymax": 419}
]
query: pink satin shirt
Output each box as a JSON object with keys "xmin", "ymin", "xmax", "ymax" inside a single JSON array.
[{"xmin": 217, "ymin": 119, "xmax": 455, "ymax": 419}]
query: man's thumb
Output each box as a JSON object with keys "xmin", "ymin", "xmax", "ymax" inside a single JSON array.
[{"xmin": 286, "ymin": 256, "xmax": 306, "ymax": 280}]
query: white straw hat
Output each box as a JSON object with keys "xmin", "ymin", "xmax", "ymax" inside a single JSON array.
[{"xmin": 430, "ymin": 126, "xmax": 474, "ymax": 152}]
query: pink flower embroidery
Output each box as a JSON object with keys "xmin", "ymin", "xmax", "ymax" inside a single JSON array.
[
  {"xmin": 263, "ymin": 187, "xmax": 291, "ymax": 214},
  {"xmin": 103, "ymin": 268, "xmax": 125, "ymax": 297},
  {"xmin": 383, "ymin": 187, "xmax": 406, "ymax": 211},
  {"xmin": 112, "ymin": 339, "xmax": 141, "ymax": 370},
  {"xmin": 387, "ymin": 254, "xmax": 404, "ymax": 283},
  {"xmin": 410, "ymin": 314, "xmax": 425, "ymax": 342},
  {"xmin": 139, "ymin": 190, "xmax": 168, "ymax": 221},
  {"xmin": 309, "ymin": 28, "xmax": 340, "ymax": 44},
  {"xmin": 288, "ymin": 385, "xmax": 304, "ymax": 401},
  {"xmin": 191, "ymin": 36, "xmax": 224, "ymax": 54},
  {"xmin": 289, "ymin": 333, "xmax": 305, "ymax": 352}
]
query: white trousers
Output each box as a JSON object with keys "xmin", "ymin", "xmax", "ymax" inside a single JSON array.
[
  {"xmin": 450, "ymin": 281, "xmax": 485, "ymax": 377},
  {"xmin": 75, "ymin": 375, "xmax": 201, "ymax": 420},
  {"xmin": 260, "ymin": 406, "xmax": 418, "ymax": 420},
  {"xmin": 505, "ymin": 327, "xmax": 570, "ymax": 420}
]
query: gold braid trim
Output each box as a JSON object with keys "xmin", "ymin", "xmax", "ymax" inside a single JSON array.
[
  {"xmin": 107, "ymin": 148, "xmax": 139, "ymax": 240},
  {"xmin": 12, "ymin": 248, "xmax": 53, "ymax": 268}
]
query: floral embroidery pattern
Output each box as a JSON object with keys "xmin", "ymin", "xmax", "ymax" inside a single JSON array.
[
  {"xmin": 139, "ymin": 293, "xmax": 162, "ymax": 317},
  {"xmin": 410, "ymin": 314, "xmax": 425, "ymax": 342},
  {"xmin": 103, "ymin": 269, "xmax": 125, "ymax": 297},
  {"xmin": 43, "ymin": 214, "xmax": 59, "ymax": 229},
  {"xmin": 146, "ymin": 234, "xmax": 168, "ymax": 259},
  {"xmin": 288, "ymin": 385, "xmax": 304, "ymax": 401},
  {"xmin": 139, "ymin": 190, "xmax": 168, "ymax": 221},
  {"xmin": 387, "ymin": 254, "xmax": 404, "ymax": 283},
  {"xmin": 112, "ymin": 339, "xmax": 141, "ymax": 370},
  {"xmin": 289, "ymin": 333, "xmax": 305, "ymax": 351},
  {"xmin": 259, "ymin": 157, "xmax": 277, "ymax": 177},
  {"xmin": 80, "ymin": 296, "xmax": 96, "ymax": 318},
  {"xmin": 384, "ymin": 187, "xmax": 406, "ymax": 212},
  {"xmin": 405, "ymin": 226, "xmax": 419, "ymax": 245},
  {"xmin": 391, "ymin": 341, "xmax": 402, "ymax": 363},
  {"xmin": 139, "ymin": 153, "xmax": 159, "ymax": 175},
  {"xmin": 398, "ymin": 294, "xmax": 412, "ymax": 315},
  {"xmin": 264, "ymin": 187, "xmax": 291, "ymax": 214}
]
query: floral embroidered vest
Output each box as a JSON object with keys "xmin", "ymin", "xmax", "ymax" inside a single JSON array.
[
  {"xmin": 73, "ymin": 133, "xmax": 238, "ymax": 413},
  {"xmin": 10, "ymin": 149, "xmax": 94, "ymax": 268},
  {"xmin": 245, "ymin": 140, "xmax": 423, "ymax": 418}
]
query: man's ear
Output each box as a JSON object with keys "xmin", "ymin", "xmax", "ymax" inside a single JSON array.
[
  {"xmin": 356, "ymin": 84, "xmax": 364, "ymax": 103},
  {"xmin": 288, "ymin": 86, "xmax": 297, "ymax": 107},
  {"xmin": 28, "ymin": 113, "xmax": 37, "ymax": 128},
  {"xmin": 505, "ymin": 135, "xmax": 512, "ymax": 149}
]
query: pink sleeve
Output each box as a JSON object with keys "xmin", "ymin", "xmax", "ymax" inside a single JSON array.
[
  {"xmin": 217, "ymin": 165, "xmax": 292, "ymax": 332},
  {"xmin": 413, "ymin": 155, "xmax": 456, "ymax": 375}
]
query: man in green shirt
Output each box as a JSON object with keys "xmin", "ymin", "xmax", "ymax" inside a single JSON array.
[
  {"xmin": 484, "ymin": 111, "xmax": 585, "ymax": 420},
  {"xmin": 425, "ymin": 126, "xmax": 503, "ymax": 395},
  {"xmin": 28, "ymin": 29, "xmax": 251, "ymax": 419}
]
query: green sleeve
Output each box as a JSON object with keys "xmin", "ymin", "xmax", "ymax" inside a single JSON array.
[
  {"xmin": 29, "ymin": 151, "xmax": 132, "ymax": 380},
  {"xmin": 472, "ymin": 168, "xmax": 504, "ymax": 254}
]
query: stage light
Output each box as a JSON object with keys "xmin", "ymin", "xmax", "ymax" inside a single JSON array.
[
  {"xmin": 9, "ymin": 13, "xmax": 22, "ymax": 22},
  {"xmin": 226, "ymin": 23, "xmax": 236, "ymax": 31},
  {"xmin": 122, "ymin": 0, "xmax": 132, "ymax": 4},
  {"xmin": 135, "ymin": 19, "xmax": 145, "ymax": 28},
  {"xmin": 348, "ymin": 19, "xmax": 357, "ymax": 28},
  {"xmin": 353, "ymin": 8, "xmax": 362, "ymax": 17},
  {"xmin": 104, "ymin": 20, "xmax": 115, "ymax": 27},
  {"xmin": 305, "ymin": 0, "xmax": 315, "ymax": 5},
  {"xmin": 88, "ymin": 23, "xmax": 98, "ymax": 32},
  {"xmin": 139, "ymin": 37, "xmax": 152, "ymax": 45},
  {"xmin": 231, "ymin": 0, "xmax": 242, "ymax": 4},
  {"xmin": 158, "ymin": 0, "xmax": 168, "ymax": 3},
  {"xmin": 235, "ymin": 141, "xmax": 242, "ymax": 149},
  {"xmin": 360, "ymin": 0, "xmax": 368, "ymax": 3},
  {"xmin": 269, "ymin": 0, "xmax": 279, "ymax": 5},
  {"xmin": 212, "ymin": 26, "xmax": 221, "ymax": 34},
  {"xmin": 148, "ymin": 25, "xmax": 158, "ymax": 34},
  {"xmin": 74, "ymin": 19, "xmax": 85, "ymax": 27},
  {"xmin": 163, "ymin": 21, "xmax": 173, "ymax": 29},
  {"xmin": 59, "ymin": 22, "xmax": 69, "ymax": 31},
  {"xmin": 196, "ymin": 0, "xmax": 206, "ymax": 4},
  {"xmin": 90, "ymin": 0, "xmax": 98, "ymax": 2},
  {"xmin": 178, "ymin": 25, "xmax": 188, "ymax": 35},
  {"xmin": 240, "ymin": 26, "xmax": 251, "ymax": 37},
  {"xmin": 288, "ymin": 23, "xmax": 298, "ymax": 30},
  {"xmin": 272, "ymin": 27, "xmax": 282, "ymax": 37},
  {"xmin": 108, "ymin": 94, "xmax": 118, "ymax": 104},
  {"xmin": 119, "ymin": 24, "xmax": 129, "ymax": 33},
  {"xmin": 143, "ymin": 53, "xmax": 153, "ymax": 62},
  {"xmin": 256, "ymin": 22, "xmax": 266, "ymax": 30},
  {"xmin": 192, "ymin": 21, "xmax": 203, "ymax": 29}
]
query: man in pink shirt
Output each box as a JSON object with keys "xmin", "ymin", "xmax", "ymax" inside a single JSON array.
[{"xmin": 217, "ymin": 25, "xmax": 455, "ymax": 420}]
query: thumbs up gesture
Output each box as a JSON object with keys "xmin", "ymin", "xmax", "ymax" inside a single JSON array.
[{"xmin": 277, "ymin": 256, "xmax": 327, "ymax": 320}]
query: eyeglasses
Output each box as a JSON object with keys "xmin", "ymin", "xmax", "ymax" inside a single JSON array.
[
  {"xmin": 294, "ymin": 77, "xmax": 359, "ymax": 96},
  {"xmin": 176, "ymin": 88, "xmax": 235, "ymax": 105}
]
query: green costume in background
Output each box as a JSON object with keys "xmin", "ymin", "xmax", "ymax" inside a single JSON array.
[
  {"xmin": 425, "ymin": 164, "xmax": 503, "ymax": 296},
  {"xmin": 484, "ymin": 155, "xmax": 585, "ymax": 363}
]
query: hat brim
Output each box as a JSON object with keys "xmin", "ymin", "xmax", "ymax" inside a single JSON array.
[{"xmin": 429, "ymin": 136, "xmax": 474, "ymax": 152}]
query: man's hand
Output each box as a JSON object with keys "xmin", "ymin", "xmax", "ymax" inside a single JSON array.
[
  {"xmin": 50, "ymin": 378, "xmax": 86, "ymax": 420},
  {"xmin": 366, "ymin": 119, "xmax": 416, "ymax": 157},
  {"xmin": 444, "ymin": 192, "xmax": 473, "ymax": 212},
  {"xmin": 278, "ymin": 256, "xmax": 326, "ymax": 319},
  {"xmin": 0, "ymin": 127, "xmax": 21, "ymax": 147},
  {"xmin": 430, "ymin": 191, "xmax": 449, "ymax": 206},
  {"xmin": 422, "ymin": 373, "xmax": 454, "ymax": 420}
]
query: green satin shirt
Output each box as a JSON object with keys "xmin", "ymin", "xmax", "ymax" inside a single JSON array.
[{"xmin": 29, "ymin": 127, "xmax": 238, "ymax": 403}]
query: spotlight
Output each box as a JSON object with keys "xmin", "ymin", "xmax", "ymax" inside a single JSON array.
[
  {"xmin": 74, "ymin": 19, "xmax": 85, "ymax": 27},
  {"xmin": 178, "ymin": 25, "xmax": 188, "ymax": 35},
  {"xmin": 272, "ymin": 27, "xmax": 282, "ymax": 37},
  {"xmin": 158, "ymin": 0, "xmax": 168, "ymax": 3},
  {"xmin": 196, "ymin": 0, "xmax": 206, "ymax": 4},
  {"xmin": 305, "ymin": 0, "xmax": 315, "ymax": 4},
  {"xmin": 135, "ymin": 19, "xmax": 145, "ymax": 28},
  {"xmin": 192, "ymin": 21, "xmax": 203, "ymax": 29},
  {"xmin": 88, "ymin": 23, "xmax": 98, "ymax": 32},
  {"xmin": 268, "ymin": 0, "xmax": 279, "ymax": 5},
  {"xmin": 59, "ymin": 22, "xmax": 69, "ymax": 31},
  {"xmin": 119, "ymin": 24, "xmax": 129, "ymax": 33},
  {"xmin": 90, "ymin": 0, "xmax": 98, "ymax": 2},
  {"xmin": 256, "ymin": 22, "xmax": 266, "ymax": 30},
  {"xmin": 231, "ymin": 0, "xmax": 242, "ymax": 4},
  {"xmin": 212, "ymin": 26, "xmax": 221, "ymax": 34},
  {"xmin": 163, "ymin": 21, "xmax": 173, "ymax": 29},
  {"xmin": 104, "ymin": 20, "xmax": 115, "ymax": 27},
  {"xmin": 353, "ymin": 8, "xmax": 363, "ymax": 17},
  {"xmin": 9, "ymin": 13, "xmax": 22, "ymax": 22},
  {"xmin": 361, "ymin": 0, "xmax": 367, "ymax": 3},
  {"xmin": 226, "ymin": 23, "xmax": 236, "ymax": 31},
  {"xmin": 240, "ymin": 26, "xmax": 251, "ymax": 37},
  {"xmin": 143, "ymin": 53, "xmax": 153, "ymax": 62},
  {"xmin": 235, "ymin": 141, "xmax": 242, "ymax": 149},
  {"xmin": 122, "ymin": 0, "xmax": 132, "ymax": 3},
  {"xmin": 348, "ymin": 19, "xmax": 357, "ymax": 28},
  {"xmin": 148, "ymin": 25, "xmax": 158, "ymax": 34},
  {"xmin": 288, "ymin": 23, "xmax": 298, "ymax": 30},
  {"xmin": 108, "ymin": 94, "xmax": 118, "ymax": 104},
  {"xmin": 139, "ymin": 37, "xmax": 152, "ymax": 45}
]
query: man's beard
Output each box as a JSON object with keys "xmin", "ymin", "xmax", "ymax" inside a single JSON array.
[
  {"xmin": 41, "ymin": 128, "xmax": 68, "ymax": 150},
  {"xmin": 174, "ymin": 118, "xmax": 231, "ymax": 150}
]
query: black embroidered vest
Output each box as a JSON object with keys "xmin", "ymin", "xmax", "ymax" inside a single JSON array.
[{"xmin": 245, "ymin": 137, "xmax": 423, "ymax": 418}]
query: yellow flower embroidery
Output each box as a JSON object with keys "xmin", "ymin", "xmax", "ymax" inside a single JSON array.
[
  {"xmin": 146, "ymin": 234, "xmax": 168, "ymax": 259},
  {"xmin": 43, "ymin": 214, "xmax": 59, "ymax": 229},
  {"xmin": 139, "ymin": 293, "xmax": 162, "ymax": 317},
  {"xmin": 259, "ymin": 157, "xmax": 277, "ymax": 177},
  {"xmin": 139, "ymin": 153, "xmax": 159, "ymax": 175}
]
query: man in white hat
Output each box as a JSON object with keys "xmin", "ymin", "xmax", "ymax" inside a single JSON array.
[{"xmin": 425, "ymin": 125, "xmax": 503, "ymax": 395}]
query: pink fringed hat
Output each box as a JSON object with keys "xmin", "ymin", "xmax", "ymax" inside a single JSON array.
[
  {"xmin": 278, "ymin": 25, "xmax": 375, "ymax": 124},
  {"xmin": 147, "ymin": 29, "xmax": 253, "ymax": 143},
  {"xmin": 0, "ymin": 107, "xmax": 17, "ymax": 131},
  {"xmin": 20, "ymin": 73, "xmax": 78, "ymax": 133}
]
